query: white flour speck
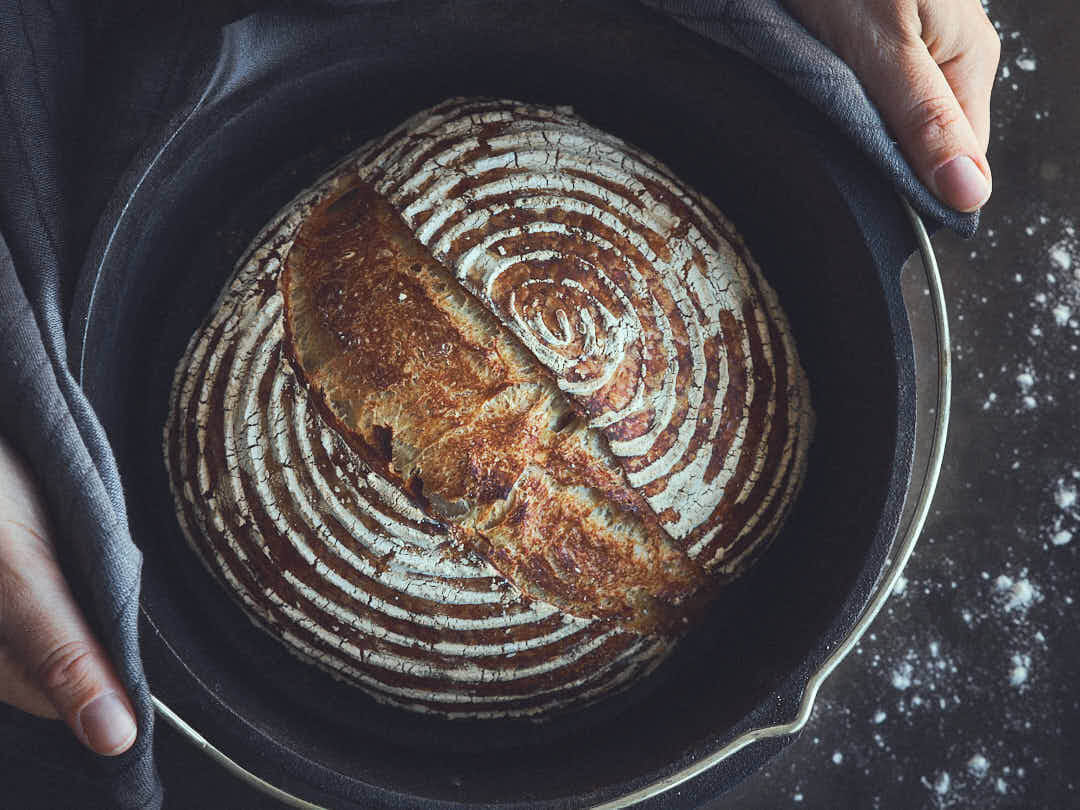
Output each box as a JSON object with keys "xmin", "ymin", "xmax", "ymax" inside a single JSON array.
[
  {"xmin": 997, "ymin": 576, "xmax": 1040, "ymax": 613},
  {"xmin": 1051, "ymin": 529, "xmax": 1073, "ymax": 546},
  {"xmin": 1054, "ymin": 482, "xmax": 1077, "ymax": 510},
  {"xmin": 996, "ymin": 778, "xmax": 1008, "ymax": 794},
  {"xmin": 832, "ymin": 751, "xmax": 843, "ymax": 765},
  {"xmin": 968, "ymin": 754, "xmax": 990, "ymax": 778},
  {"xmin": 1049, "ymin": 243, "xmax": 1073, "ymax": 270},
  {"xmin": 1009, "ymin": 654, "xmax": 1031, "ymax": 686},
  {"xmin": 872, "ymin": 710, "xmax": 887, "ymax": 724},
  {"xmin": 891, "ymin": 662, "xmax": 913, "ymax": 690},
  {"xmin": 925, "ymin": 771, "xmax": 951, "ymax": 795},
  {"xmin": 1015, "ymin": 53, "xmax": 1036, "ymax": 71}
]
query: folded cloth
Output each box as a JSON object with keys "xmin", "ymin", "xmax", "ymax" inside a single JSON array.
[
  {"xmin": 0, "ymin": 2, "xmax": 233, "ymax": 807},
  {"xmin": 0, "ymin": 2, "xmax": 159, "ymax": 805},
  {"xmin": 642, "ymin": 0, "xmax": 979, "ymax": 236},
  {"xmin": 0, "ymin": 0, "xmax": 977, "ymax": 807}
]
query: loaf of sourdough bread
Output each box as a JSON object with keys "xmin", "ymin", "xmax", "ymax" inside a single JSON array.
[{"xmin": 163, "ymin": 97, "xmax": 813, "ymax": 717}]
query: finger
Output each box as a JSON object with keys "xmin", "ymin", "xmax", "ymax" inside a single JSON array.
[
  {"xmin": 938, "ymin": 56, "xmax": 993, "ymax": 156},
  {"xmin": 919, "ymin": 0, "xmax": 1001, "ymax": 156},
  {"xmin": 0, "ymin": 645, "xmax": 58, "ymax": 719},
  {"xmin": 0, "ymin": 551, "xmax": 138, "ymax": 756},
  {"xmin": 0, "ymin": 437, "xmax": 138, "ymax": 756},
  {"xmin": 855, "ymin": 31, "xmax": 993, "ymax": 213}
]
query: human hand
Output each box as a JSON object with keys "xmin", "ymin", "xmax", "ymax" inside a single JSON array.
[
  {"xmin": 0, "ymin": 433, "xmax": 137, "ymax": 756},
  {"xmin": 783, "ymin": 0, "xmax": 1000, "ymax": 212}
]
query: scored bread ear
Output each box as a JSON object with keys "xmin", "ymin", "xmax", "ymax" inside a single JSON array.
[{"xmin": 282, "ymin": 178, "xmax": 706, "ymax": 635}]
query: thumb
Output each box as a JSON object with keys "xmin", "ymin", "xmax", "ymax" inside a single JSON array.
[
  {"xmin": 854, "ymin": 35, "xmax": 993, "ymax": 213},
  {"xmin": 0, "ymin": 546, "xmax": 138, "ymax": 756}
]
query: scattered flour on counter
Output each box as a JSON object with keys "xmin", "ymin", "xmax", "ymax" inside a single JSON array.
[
  {"xmin": 982, "ymin": 0, "xmax": 1042, "ymax": 144},
  {"xmin": 979, "ymin": 218, "xmax": 1080, "ymax": 415},
  {"xmin": 1047, "ymin": 472, "xmax": 1079, "ymax": 550}
]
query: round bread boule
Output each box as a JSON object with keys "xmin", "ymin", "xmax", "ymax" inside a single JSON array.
[{"xmin": 163, "ymin": 97, "xmax": 813, "ymax": 717}]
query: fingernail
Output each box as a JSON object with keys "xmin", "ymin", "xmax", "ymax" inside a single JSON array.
[
  {"xmin": 933, "ymin": 156, "xmax": 991, "ymax": 212},
  {"xmin": 79, "ymin": 692, "xmax": 137, "ymax": 755}
]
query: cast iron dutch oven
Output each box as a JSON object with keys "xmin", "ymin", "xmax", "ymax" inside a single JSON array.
[{"xmin": 71, "ymin": 1, "xmax": 945, "ymax": 806}]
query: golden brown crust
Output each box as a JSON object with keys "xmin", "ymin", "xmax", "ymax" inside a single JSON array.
[{"xmin": 282, "ymin": 178, "xmax": 705, "ymax": 634}]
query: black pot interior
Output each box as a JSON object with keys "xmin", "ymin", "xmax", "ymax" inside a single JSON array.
[{"xmin": 73, "ymin": 1, "xmax": 915, "ymax": 806}]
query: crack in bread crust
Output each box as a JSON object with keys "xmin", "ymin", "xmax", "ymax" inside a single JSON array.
[
  {"xmin": 282, "ymin": 179, "xmax": 706, "ymax": 634},
  {"xmin": 358, "ymin": 99, "xmax": 813, "ymax": 574}
]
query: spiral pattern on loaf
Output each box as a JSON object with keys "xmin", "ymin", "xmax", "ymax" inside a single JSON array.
[
  {"xmin": 164, "ymin": 98, "xmax": 811, "ymax": 717},
  {"xmin": 359, "ymin": 98, "xmax": 812, "ymax": 570},
  {"xmin": 164, "ymin": 180, "xmax": 671, "ymax": 716}
]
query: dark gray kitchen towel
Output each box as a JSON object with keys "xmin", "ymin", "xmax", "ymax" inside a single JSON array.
[
  {"xmin": 0, "ymin": 4, "xmax": 169, "ymax": 809},
  {"xmin": 0, "ymin": 0, "xmax": 979, "ymax": 807},
  {"xmin": 0, "ymin": 2, "xmax": 237, "ymax": 807},
  {"xmin": 641, "ymin": 0, "xmax": 980, "ymax": 237}
]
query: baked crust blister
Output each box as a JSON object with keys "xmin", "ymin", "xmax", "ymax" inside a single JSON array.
[{"xmin": 163, "ymin": 98, "xmax": 813, "ymax": 717}]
